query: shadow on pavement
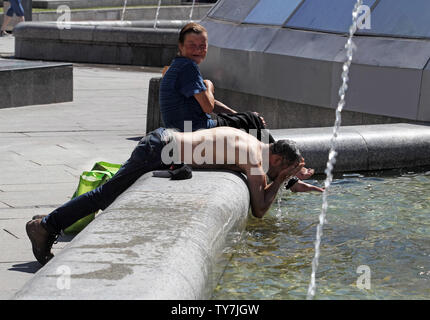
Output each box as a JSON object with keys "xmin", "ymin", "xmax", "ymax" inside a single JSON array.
[{"xmin": 8, "ymin": 261, "xmax": 41, "ymax": 274}]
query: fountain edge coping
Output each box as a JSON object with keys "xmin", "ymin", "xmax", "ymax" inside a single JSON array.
[
  {"xmin": 271, "ymin": 123, "xmax": 430, "ymax": 173},
  {"xmin": 13, "ymin": 171, "xmax": 250, "ymax": 300},
  {"xmin": 13, "ymin": 22, "xmax": 181, "ymax": 44}
]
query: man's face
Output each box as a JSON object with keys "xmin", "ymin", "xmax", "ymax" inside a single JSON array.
[
  {"xmin": 179, "ymin": 32, "xmax": 208, "ymax": 64},
  {"xmin": 267, "ymin": 157, "xmax": 291, "ymax": 181}
]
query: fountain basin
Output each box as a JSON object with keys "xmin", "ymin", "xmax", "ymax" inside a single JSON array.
[
  {"xmin": 12, "ymin": 124, "xmax": 430, "ymax": 299},
  {"xmin": 213, "ymin": 170, "xmax": 430, "ymax": 300}
]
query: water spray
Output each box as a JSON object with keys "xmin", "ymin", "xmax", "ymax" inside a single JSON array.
[
  {"xmin": 120, "ymin": 0, "xmax": 128, "ymax": 22},
  {"xmin": 189, "ymin": 0, "xmax": 196, "ymax": 22},
  {"xmin": 306, "ymin": 0, "xmax": 363, "ymax": 300},
  {"xmin": 154, "ymin": 0, "xmax": 162, "ymax": 29}
]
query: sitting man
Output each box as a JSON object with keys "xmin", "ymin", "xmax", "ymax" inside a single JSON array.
[
  {"xmin": 26, "ymin": 127, "xmax": 323, "ymax": 266},
  {"xmin": 160, "ymin": 22, "xmax": 316, "ymax": 188}
]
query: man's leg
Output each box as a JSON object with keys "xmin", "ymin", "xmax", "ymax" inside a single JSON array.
[
  {"xmin": 26, "ymin": 129, "xmax": 170, "ymax": 265},
  {"xmin": 1, "ymin": 14, "xmax": 13, "ymax": 34},
  {"xmin": 41, "ymin": 158, "xmax": 156, "ymax": 235}
]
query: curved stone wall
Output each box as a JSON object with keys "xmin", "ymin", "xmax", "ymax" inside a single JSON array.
[{"xmin": 14, "ymin": 171, "xmax": 250, "ymax": 300}]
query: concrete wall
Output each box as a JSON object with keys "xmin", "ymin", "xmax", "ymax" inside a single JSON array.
[
  {"xmin": 14, "ymin": 22, "xmax": 180, "ymax": 67},
  {"xmin": 147, "ymin": 77, "xmax": 164, "ymax": 133},
  {"xmin": 0, "ymin": 59, "xmax": 73, "ymax": 109},
  {"xmin": 418, "ymin": 61, "xmax": 430, "ymax": 121},
  {"xmin": 14, "ymin": 171, "xmax": 250, "ymax": 300},
  {"xmin": 0, "ymin": 4, "xmax": 213, "ymax": 30},
  {"xmin": 146, "ymin": 76, "xmax": 414, "ymax": 132},
  {"xmin": 198, "ymin": 18, "xmax": 430, "ymax": 125},
  {"xmin": 27, "ymin": 5, "xmax": 211, "ymax": 22},
  {"xmin": 213, "ymin": 87, "xmax": 415, "ymax": 129},
  {"xmin": 30, "ymin": 0, "xmax": 182, "ymax": 9},
  {"xmin": 272, "ymin": 124, "xmax": 430, "ymax": 173}
]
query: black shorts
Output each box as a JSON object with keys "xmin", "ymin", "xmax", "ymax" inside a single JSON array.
[{"xmin": 215, "ymin": 111, "xmax": 275, "ymax": 143}]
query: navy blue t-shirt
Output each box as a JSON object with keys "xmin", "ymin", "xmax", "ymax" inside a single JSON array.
[{"xmin": 159, "ymin": 56, "xmax": 216, "ymax": 132}]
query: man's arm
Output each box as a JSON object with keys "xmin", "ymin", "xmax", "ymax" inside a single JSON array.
[
  {"xmin": 213, "ymin": 100, "xmax": 237, "ymax": 114},
  {"xmin": 246, "ymin": 171, "xmax": 280, "ymax": 219},
  {"xmin": 290, "ymin": 180, "xmax": 324, "ymax": 193},
  {"xmin": 196, "ymin": 79, "xmax": 237, "ymax": 114},
  {"xmin": 194, "ymin": 79, "xmax": 215, "ymax": 114}
]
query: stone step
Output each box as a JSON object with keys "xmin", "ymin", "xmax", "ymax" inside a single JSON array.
[
  {"xmin": 0, "ymin": 58, "xmax": 73, "ymax": 109},
  {"xmin": 32, "ymin": 0, "xmax": 182, "ymax": 10}
]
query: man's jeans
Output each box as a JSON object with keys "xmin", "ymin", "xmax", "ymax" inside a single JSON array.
[{"xmin": 42, "ymin": 128, "xmax": 172, "ymax": 235}]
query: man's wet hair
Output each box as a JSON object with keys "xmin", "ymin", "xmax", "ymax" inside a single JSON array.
[
  {"xmin": 178, "ymin": 22, "xmax": 207, "ymax": 44},
  {"xmin": 270, "ymin": 139, "xmax": 301, "ymax": 165}
]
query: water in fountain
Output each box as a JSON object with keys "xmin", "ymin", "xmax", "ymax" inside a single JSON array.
[
  {"xmin": 189, "ymin": 0, "xmax": 196, "ymax": 21},
  {"xmin": 306, "ymin": 0, "xmax": 363, "ymax": 300},
  {"xmin": 154, "ymin": 0, "xmax": 162, "ymax": 28},
  {"xmin": 120, "ymin": 0, "xmax": 128, "ymax": 22}
]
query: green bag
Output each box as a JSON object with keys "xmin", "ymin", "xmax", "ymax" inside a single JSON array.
[
  {"xmin": 91, "ymin": 161, "xmax": 122, "ymax": 175},
  {"xmin": 64, "ymin": 161, "xmax": 122, "ymax": 234}
]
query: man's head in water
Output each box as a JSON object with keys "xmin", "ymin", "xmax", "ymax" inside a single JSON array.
[{"xmin": 267, "ymin": 139, "xmax": 302, "ymax": 181}]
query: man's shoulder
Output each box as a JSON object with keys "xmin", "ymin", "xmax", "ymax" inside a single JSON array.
[{"xmin": 164, "ymin": 58, "xmax": 199, "ymax": 84}]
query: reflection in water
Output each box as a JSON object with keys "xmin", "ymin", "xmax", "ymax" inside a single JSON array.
[{"xmin": 212, "ymin": 172, "xmax": 430, "ymax": 299}]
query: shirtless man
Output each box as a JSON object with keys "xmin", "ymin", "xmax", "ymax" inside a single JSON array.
[{"xmin": 26, "ymin": 127, "xmax": 323, "ymax": 265}]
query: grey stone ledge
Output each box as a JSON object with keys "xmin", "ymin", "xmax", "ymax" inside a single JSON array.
[
  {"xmin": 14, "ymin": 171, "xmax": 250, "ymax": 300},
  {"xmin": 13, "ymin": 22, "xmax": 181, "ymax": 66},
  {"xmin": 30, "ymin": 0, "xmax": 182, "ymax": 9},
  {"xmin": 14, "ymin": 22, "xmax": 180, "ymax": 44},
  {"xmin": 271, "ymin": 123, "xmax": 430, "ymax": 173}
]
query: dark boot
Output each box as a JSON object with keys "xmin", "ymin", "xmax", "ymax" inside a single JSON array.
[{"xmin": 26, "ymin": 219, "xmax": 58, "ymax": 266}]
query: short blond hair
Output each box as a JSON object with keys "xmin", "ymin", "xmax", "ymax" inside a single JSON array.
[{"xmin": 178, "ymin": 22, "xmax": 208, "ymax": 44}]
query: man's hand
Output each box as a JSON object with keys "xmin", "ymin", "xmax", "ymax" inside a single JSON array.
[
  {"xmin": 290, "ymin": 180, "xmax": 324, "ymax": 193},
  {"xmin": 296, "ymin": 167, "xmax": 315, "ymax": 180},
  {"xmin": 253, "ymin": 112, "xmax": 267, "ymax": 127},
  {"xmin": 276, "ymin": 158, "xmax": 305, "ymax": 184}
]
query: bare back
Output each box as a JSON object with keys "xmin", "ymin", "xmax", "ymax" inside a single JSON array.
[
  {"xmin": 171, "ymin": 127, "xmax": 300, "ymax": 218},
  {"xmin": 172, "ymin": 127, "xmax": 267, "ymax": 175}
]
